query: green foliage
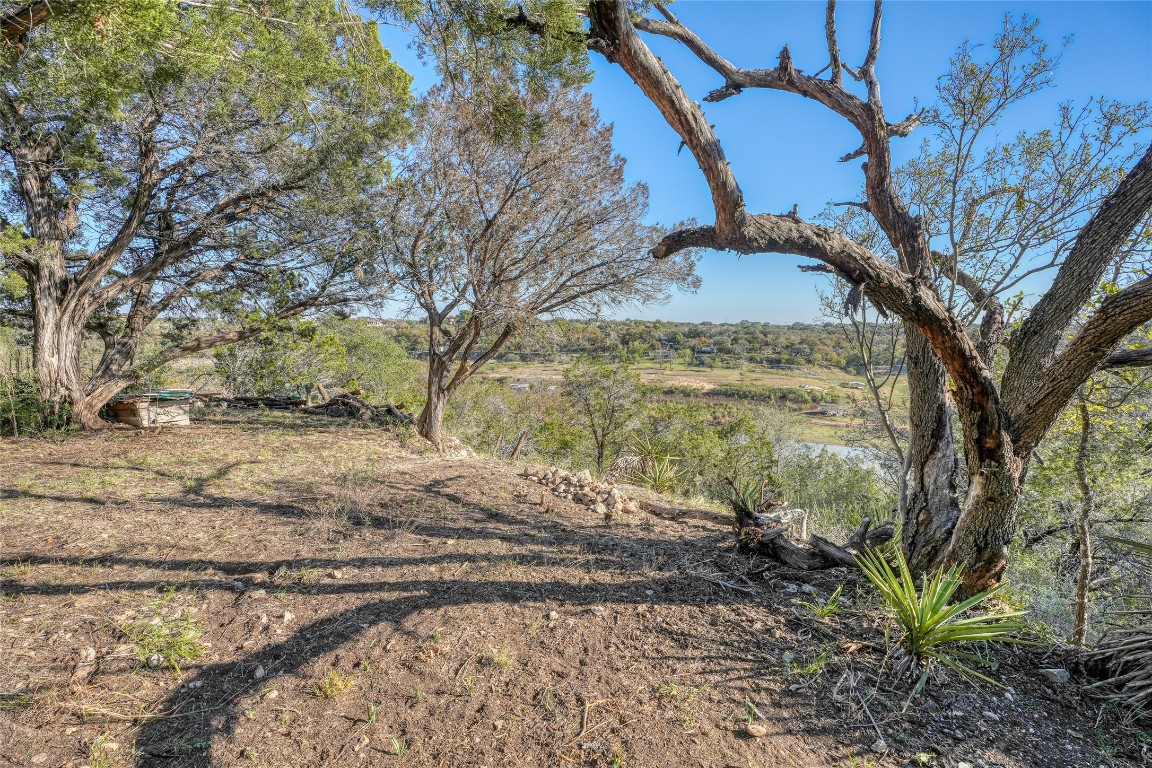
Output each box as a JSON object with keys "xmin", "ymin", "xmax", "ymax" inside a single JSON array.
[
  {"xmin": 311, "ymin": 671, "xmax": 356, "ymax": 699},
  {"xmin": 213, "ymin": 318, "xmax": 422, "ymax": 402},
  {"xmin": 797, "ymin": 584, "xmax": 844, "ymax": 619},
  {"xmin": 856, "ymin": 548, "xmax": 1030, "ymax": 693},
  {"xmin": 629, "ymin": 455, "xmax": 682, "ymax": 494},
  {"xmin": 371, "ymin": 317, "xmax": 883, "ymax": 372},
  {"xmin": 711, "ymin": 382, "xmax": 818, "ymax": 405},
  {"xmin": 121, "ymin": 610, "xmax": 206, "ymax": 674},
  {"xmin": 775, "ymin": 449, "xmax": 895, "ymax": 536},
  {"xmin": 0, "ymin": 374, "xmax": 72, "ymax": 437},
  {"xmin": 561, "ymin": 358, "xmax": 648, "ymax": 474},
  {"xmin": 214, "ymin": 322, "xmax": 347, "ymax": 398}
]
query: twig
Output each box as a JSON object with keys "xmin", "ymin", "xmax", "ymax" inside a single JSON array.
[
  {"xmin": 568, "ymin": 698, "xmax": 609, "ymax": 744},
  {"xmin": 856, "ymin": 690, "xmax": 884, "ymax": 743}
]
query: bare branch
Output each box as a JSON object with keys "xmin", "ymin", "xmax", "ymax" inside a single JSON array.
[
  {"xmin": 1102, "ymin": 347, "xmax": 1152, "ymax": 369},
  {"xmin": 824, "ymin": 0, "xmax": 842, "ymax": 87}
]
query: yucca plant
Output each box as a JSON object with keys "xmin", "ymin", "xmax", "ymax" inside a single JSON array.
[
  {"xmin": 623, "ymin": 434, "xmax": 682, "ymax": 494},
  {"xmin": 629, "ymin": 456, "xmax": 681, "ymax": 494},
  {"xmin": 856, "ymin": 548, "xmax": 1030, "ymax": 693},
  {"xmin": 1088, "ymin": 537, "xmax": 1152, "ymax": 709}
]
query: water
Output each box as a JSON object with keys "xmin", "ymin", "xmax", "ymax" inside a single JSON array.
[{"xmin": 801, "ymin": 442, "xmax": 866, "ymax": 460}]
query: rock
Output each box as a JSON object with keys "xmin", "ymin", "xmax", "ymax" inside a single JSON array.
[
  {"xmin": 146, "ymin": 654, "xmax": 164, "ymax": 669},
  {"xmin": 800, "ymin": 584, "xmax": 818, "ymax": 595},
  {"xmin": 247, "ymin": 589, "xmax": 268, "ymax": 599},
  {"xmin": 983, "ymin": 710, "xmax": 1000, "ymax": 721},
  {"xmin": 30, "ymin": 754, "xmax": 47, "ymax": 765},
  {"xmin": 253, "ymin": 664, "xmax": 266, "ymax": 680},
  {"xmin": 1040, "ymin": 668, "xmax": 1071, "ymax": 684},
  {"xmin": 869, "ymin": 739, "xmax": 887, "ymax": 754},
  {"xmin": 781, "ymin": 650, "xmax": 794, "ymax": 663},
  {"xmin": 185, "ymin": 680, "xmax": 203, "ymax": 689},
  {"xmin": 589, "ymin": 606, "xmax": 608, "ymax": 617},
  {"xmin": 329, "ymin": 569, "xmax": 343, "ymax": 579},
  {"xmin": 594, "ymin": 502, "xmax": 608, "ymax": 516},
  {"xmin": 79, "ymin": 646, "xmax": 96, "ymax": 663},
  {"xmin": 957, "ymin": 763, "xmax": 973, "ymax": 768},
  {"xmin": 745, "ymin": 724, "xmax": 768, "ymax": 738},
  {"xmin": 575, "ymin": 469, "xmax": 592, "ymax": 484},
  {"xmin": 263, "ymin": 689, "xmax": 279, "ymax": 700},
  {"xmin": 282, "ymin": 611, "xmax": 295, "ymax": 624},
  {"xmin": 547, "ymin": 610, "xmax": 559, "ymax": 621}
]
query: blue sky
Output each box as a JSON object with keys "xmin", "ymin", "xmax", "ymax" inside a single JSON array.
[{"xmin": 378, "ymin": 1, "xmax": 1152, "ymax": 323}]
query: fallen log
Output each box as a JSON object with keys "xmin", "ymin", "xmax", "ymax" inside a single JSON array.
[
  {"xmin": 300, "ymin": 393, "xmax": 415, "ymax": 426},
  {"xmin": 726, "ymin": 477, "xmax": 894, "ymax": 570}
]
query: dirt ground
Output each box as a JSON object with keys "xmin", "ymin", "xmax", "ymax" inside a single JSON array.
[{"xmin": 1, "ymin": 412, "xmax": 1148, "ymax": 768}]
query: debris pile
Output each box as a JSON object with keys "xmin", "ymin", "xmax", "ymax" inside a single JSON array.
[
  {"xmin": 299, "ymin": 393, "xmax": 415, "ymax": 425},
  {"xmin": 521, "ymin": 466, "xmax": 640, "ymax": 519},
  {"xmin": 197, "ymin": 395, "xmax": 305, "ymax": 410}
]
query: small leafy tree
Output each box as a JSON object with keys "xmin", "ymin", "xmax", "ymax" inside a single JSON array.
[
  {"xmin": 376, "ymin": 82, "xmax": 697, "ymax": 449},
  {"xmin": 561, "ymin": 358, "xmax": 647, "ymax": 475}
]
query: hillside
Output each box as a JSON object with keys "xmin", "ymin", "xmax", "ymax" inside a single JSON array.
[{"xmin": 1, "ymin": 413, "xmax": 1146, "ymax": 767}]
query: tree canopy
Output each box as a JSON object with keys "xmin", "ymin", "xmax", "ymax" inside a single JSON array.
[
  {"xmin": 376, "ymin": 81, "xmax": 697, "ymax": 447},
  {"xmin": 0, "ymin": 0, "xmax": 411, "ymax": 425}
]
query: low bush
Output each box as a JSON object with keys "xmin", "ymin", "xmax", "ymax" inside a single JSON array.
[{"xmin": 0, "ymin": 375, "xmax": 72, "ymax": 437}]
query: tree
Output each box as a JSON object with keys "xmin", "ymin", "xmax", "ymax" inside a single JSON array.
[
  {"xmin": 561, "ymin": 357, "xmax": 645, "ymax": 474},
  {"xmin": 444, "ymin": 0, "xmax": 1152, "ymax": 593},
  {"xmin": 1019, "ymin": 362, "xmax": 1152, "ymax": 644},
  {"xmin": 375, "ymin": 82, "xmax": 697, "ymax": 449},
  {"xmin": 0, "ymin": 1, "xmax": 410, "ymax": 426}
]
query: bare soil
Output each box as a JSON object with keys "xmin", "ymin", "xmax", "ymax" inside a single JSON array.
[{"xmin": 1, "ymin": 412, "xmax": 1148, "ymax": 768}]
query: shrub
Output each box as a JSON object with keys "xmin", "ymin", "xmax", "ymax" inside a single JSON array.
[
  {"xmin": 856, "ymin": 548, "xmax": 1030, "ymax": 693},
  {"xmin": 0, "ymin": 375, "xmax": 72, "ymax": 437}
]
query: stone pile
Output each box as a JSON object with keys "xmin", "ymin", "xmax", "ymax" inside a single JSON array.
[{"xmin": 521, "ymin": 466, "xmax": 640, "ymax": 518}]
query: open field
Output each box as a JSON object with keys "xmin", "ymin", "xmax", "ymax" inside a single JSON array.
[
  {"xmin": 2, "ymin": 413, "xmax": 1145, "ymax": 768},
  {"xmin": 479, "ymin": 361, "xmax": 910, "ymax": 446}
]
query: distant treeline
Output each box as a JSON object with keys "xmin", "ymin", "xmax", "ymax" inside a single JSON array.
[{"xmin": 371, "ymin": 318, "xmax": 901, "ymax": 373}]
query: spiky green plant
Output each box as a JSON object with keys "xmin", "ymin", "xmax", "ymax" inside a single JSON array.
[
  {"xmin": 629, "ymin": 455, "xmax": 681, "ymax": 494},
  {"xmin": 855, "ymin": 548, "xmax": 1030, "ymax": 693},
  {"xmin": 1088, "ymin": 537, "xmax": 1152, "ymax": 709}
]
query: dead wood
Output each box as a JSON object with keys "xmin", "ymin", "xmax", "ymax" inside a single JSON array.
[{"xmin": 727, "ymin": 477, "xmax": 894, "ymax": 570}]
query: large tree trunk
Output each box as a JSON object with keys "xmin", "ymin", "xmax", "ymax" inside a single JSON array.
[
  {"xmin": 417, "ymin": 353, "xmax": 449, "ymax": 451},
  {"xmin": 901, "ymin": 325, "xmax": 962, "ymax": 572},
  {"xmin": 28, "ymin": 270, "xmax": 105, "ymax": 428}
]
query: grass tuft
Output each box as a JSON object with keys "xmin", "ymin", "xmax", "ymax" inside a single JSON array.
[{"xmin": 311, "ymin": 671, "xmax": 355, "ymax": 699}]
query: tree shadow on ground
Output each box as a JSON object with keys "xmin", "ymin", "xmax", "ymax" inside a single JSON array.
[{"xmin": 4, "ymin": 459, "xmax": 853, "ymax": 767}]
